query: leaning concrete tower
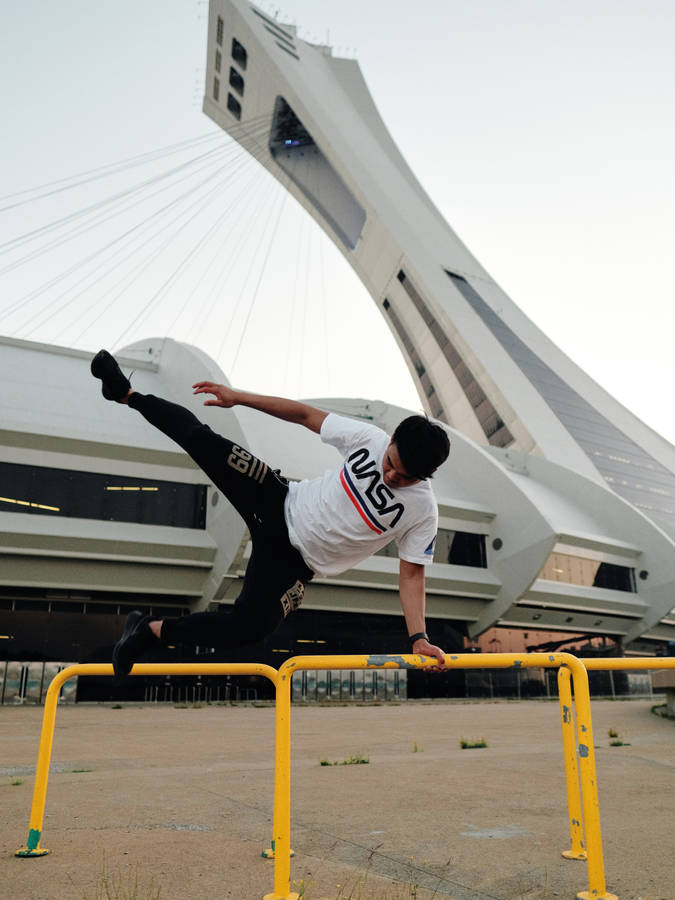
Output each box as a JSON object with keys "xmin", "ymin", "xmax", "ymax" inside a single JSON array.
[{"xmin": 200, "ymin": 0, "xmax": 675, "ymax": 646}]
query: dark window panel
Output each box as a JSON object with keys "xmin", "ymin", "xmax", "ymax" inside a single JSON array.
[
  {"xmin": 433, "ymin": 529, "xmax": 487, "ymax": 568},
  {"xmin": 593, "ymin": 563, "xmax": 636, "ymax": 593},
  {"xmin": 232, "ymin": 37, "xmax": 247, "ymax": 69},
  {"xmin": 227, "ymin": 92, "xmax": 242, "ymax": 120},
  {"xmin": 0, "ymin": 461, "xmax": 206, "ymax": 529},
  {"xmin": 229, "ymin": 66, "xmax": 244, "ymax": 96}
]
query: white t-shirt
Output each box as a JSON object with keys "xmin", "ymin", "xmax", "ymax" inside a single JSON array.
[{"xmin": 284, "ymin": 413, "xmax": 438, "ymax": 577}]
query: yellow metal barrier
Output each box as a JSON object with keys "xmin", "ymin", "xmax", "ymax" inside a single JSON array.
[
  {"xmin": 558, "ymin": 667, "xmax": 587, "ymax": 861},
  {"xmin": 557, "ymin": 658, "xmax": 675, "ymax": 867},
  {"xmin": 14, "ymin": 662, "xmax": 279, "ymax": 858},
  {"xmin": 264, "ymin": 652, "xmax": 616, "ymax": 900},
  {"xmin": 15, "ymin": 653, "xmax": 625, "ymax": 900}
]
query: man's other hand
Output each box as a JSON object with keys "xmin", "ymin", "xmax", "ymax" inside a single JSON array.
[{"xmin": 193, "ymin": 382, "xmax": 237, "ymax": 407}]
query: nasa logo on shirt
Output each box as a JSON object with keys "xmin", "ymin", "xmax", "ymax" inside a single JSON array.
[{"xmin": 339, "ymin": 447, "xmax": 404, "ymax": 534}]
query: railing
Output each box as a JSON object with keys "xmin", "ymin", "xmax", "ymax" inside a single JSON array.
[
  {"xmin": 18, "ymin": 652, "xmax": 672, "ymax": 899},
  {"xmin": 14, "ymin": 663, "xmax": 279, "ymax": 860},
  {"xmin": 557, "ymin": 657, "xmax": 675, "ymax": 863}
]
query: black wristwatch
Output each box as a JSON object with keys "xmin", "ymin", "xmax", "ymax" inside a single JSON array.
[{"xmin": 409, "ymin": 632, "xmax": 428, "ymax": 645}]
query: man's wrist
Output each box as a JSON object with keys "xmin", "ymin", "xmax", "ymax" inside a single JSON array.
[{"xmin": 409, "ymin": 631, "xmax": 428, "ymax": 645}]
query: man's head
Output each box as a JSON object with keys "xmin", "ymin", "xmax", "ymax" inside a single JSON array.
[{"xmin": 382, "ymin": 416, "xmax": 451, "ymax": 488}]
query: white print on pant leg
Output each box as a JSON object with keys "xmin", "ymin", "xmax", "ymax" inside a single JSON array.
[
  {"xmin": 280, "ymin": 580, "xmax": 304, "ymax": 617},
  {"xmin": 227, "ymin": 445, "xmax": 268, "ymax": 483}
]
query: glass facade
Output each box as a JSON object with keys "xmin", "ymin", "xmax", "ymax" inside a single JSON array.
[
  {"xmin": 397, "ymin": 270, "xmax": 513, "ymax": 447},
  {"xmin": 538, "ymin": 551, "xmax": 636, "ymax": 593},
  {"xmin": 446, "ymin": 270, "xmax": 675, "ymax": 532},
  {"xmin": 0, "ymin": 462, "xmax": 206, "ymax": 529}
]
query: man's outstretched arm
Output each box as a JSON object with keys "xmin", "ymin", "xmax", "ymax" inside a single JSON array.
[
  {"xmin": 398, "ymin": 559, "xmax": 446, "ymax": 666},
  {"xmin": 192, "ymin": 382, "xmax": 329, "ymax": 434}
]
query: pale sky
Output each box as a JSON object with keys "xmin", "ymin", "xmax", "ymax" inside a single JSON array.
[{"xmin": 1, "ymin": 1, "xmax": 674, "ymax": 443}]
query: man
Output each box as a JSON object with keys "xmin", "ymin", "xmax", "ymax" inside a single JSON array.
[{"xmin": 91, "ymin": 350, "xmax": 450, "ymax": 676}]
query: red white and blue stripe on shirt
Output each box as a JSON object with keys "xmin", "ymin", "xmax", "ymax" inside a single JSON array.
[{"xmin": 339, "ymin": 465, "xmax": 388, "ymax": 534}]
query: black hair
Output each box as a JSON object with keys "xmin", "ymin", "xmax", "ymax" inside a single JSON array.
[{"xmin": 391, "ymin": 415, "xmax": 450, "ymax": 480}]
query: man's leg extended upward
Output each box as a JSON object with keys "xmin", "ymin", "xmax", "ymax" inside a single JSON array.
[{"xmin": 91, "ymin": 350, "xmax": 311, "ymax": 676}]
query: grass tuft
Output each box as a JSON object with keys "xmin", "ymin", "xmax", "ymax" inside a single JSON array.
[
  {"xmin": 76, "ymin": 857, "xmax": 162, "ymax": 900},
  {"xmin": 320, "ymin": 754, "xmax": 370, "ymax": 767},
  {"xmin": 460, "ymin": 737, "xmax": 488, "ymax": 749}
]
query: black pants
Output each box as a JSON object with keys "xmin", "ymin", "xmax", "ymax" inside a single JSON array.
[{"xmin": 128, "ymin": 393, "xmax": 312, "ymax": 650}]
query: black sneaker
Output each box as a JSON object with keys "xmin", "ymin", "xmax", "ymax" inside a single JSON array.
[
  {"xmin": 112, "ymin": 611, "xmax": 154, "ymax": 677},
  {"xmin": 91, "ymin": 349, "xmax": 131, "ymax": 401}
]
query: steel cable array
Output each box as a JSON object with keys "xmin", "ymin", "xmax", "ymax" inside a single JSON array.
[{"xmin": 0, "ymin": 113, "xmax": 340, "ymax": 397}]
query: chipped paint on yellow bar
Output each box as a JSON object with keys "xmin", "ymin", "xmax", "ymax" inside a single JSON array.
[{"xmin": 365, "ymin": 653, "xmax": 424, "ymax": 669}]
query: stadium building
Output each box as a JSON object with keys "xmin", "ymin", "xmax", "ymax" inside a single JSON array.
[{"xmin": 2, "ymin": 0, "xmax": 674, "ymax": 700}]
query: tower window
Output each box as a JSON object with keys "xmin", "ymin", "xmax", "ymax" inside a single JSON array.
[
  {"xmin": 215, "ymin": 49, "xmax": 222, "ymax": 73},
  {"xmin": 216, "ymin": 16, "xmax": 224, "ymax": 46},
  {"xmin": 229, "ymin": 66, "xmax": 244, "ymax": 97},
  {"xmin": 232, "ymin": 37, "xmax": 247, "ymax": 69},
  {"xmin": 213, "ymin": 77, "xmax": 220, "ymax": 102},
  {"xmin": 227, "ymin": 92, "xmax": 242, "ymax": 120}
]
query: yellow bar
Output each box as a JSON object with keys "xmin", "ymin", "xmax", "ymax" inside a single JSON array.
[
  {"xmin": 264, "ymin": 667, "xmax": 298, "ymax": 900},
  {"xmin": 15, "ymin": 662, "xmax": 278, "ymax": 859},
  {"xmin": 582, "ymin": 657, "xmax": 675, "ymax": 671},
  {"xmin": 563, "ymin": 658, "xmax": 618, "ymax": 900},
  {"xmin": 557, "ymin": 667, "xmax": 587, "ymax": 860}
]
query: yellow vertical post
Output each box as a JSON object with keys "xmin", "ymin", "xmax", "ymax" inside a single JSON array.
[
  {"xmin": 263, "ymin": 663, "xmax": 298, "ymax": 900},
  {"xmin": 566, "ymin": 658, "xmax": 618, "ymax": 900},
  {"xmin": 15, "ymin": 661, "xmax": 280, "ymax": 862},
  {"xmin": 557, "ymin": 666, "xmax": 586, "ymax": 860},
  {"xmin": 14, "ymin": 665, "xmax": 77, "ymax": 856}
]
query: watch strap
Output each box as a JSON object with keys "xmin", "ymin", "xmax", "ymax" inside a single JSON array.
[{"xmin": 409, "ymin": 631, "xmax": 428, "ymax": 644}]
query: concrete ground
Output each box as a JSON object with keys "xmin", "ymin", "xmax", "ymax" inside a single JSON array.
[{"xmin": 1, "ymin": 698, "xmax": 673, "ymax": 900}]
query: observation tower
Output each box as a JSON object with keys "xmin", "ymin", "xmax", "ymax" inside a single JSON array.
[{"xmin": 201, "ymin": 0, "xmax": 675, "ymax": 647}]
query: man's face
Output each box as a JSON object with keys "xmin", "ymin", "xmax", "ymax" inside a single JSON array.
[{"xmin": 382, "ymin": 441, "xmax": 423, "ymax": 489}]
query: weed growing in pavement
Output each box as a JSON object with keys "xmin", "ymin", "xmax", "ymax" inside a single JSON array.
[
  {"xmin": 76, "ymin": 857, "xmax": 162, "ymax": 900},
  {"xmin": 607, "ymin": 727, "xmax": 630, "ymax": 747},
  {"xmin": 459, "ymin": 737, "xmax": 487, "ymax": 749},
  {"xmin": 320, "ymin": 754, "xmax": 370, "ymax": 766}
]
